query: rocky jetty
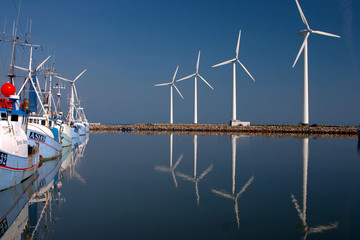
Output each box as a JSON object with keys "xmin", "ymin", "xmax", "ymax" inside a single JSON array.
[{"xmin": 90, "ymin": 123, "xmax": 358, "ymax": 138}]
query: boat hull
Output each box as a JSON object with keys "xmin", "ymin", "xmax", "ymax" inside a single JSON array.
[
  {"xmin": 61, "ymin": 124, "xmax": 72, "ymax": 148},
  {"xmin": 0, "ymin": 150, "xmax": 39, "ymax": 191},
  {"xmin": 27, "ymin": 129, "xmax": 61, "ymax": 160},
  {"xmin": 75, "ymin": 123, "xmax": 86, "ymax": 136}
]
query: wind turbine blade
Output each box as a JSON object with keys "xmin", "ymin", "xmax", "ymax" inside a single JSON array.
[
  {"xmin": 172, "ymin": 65, "xmax": 179, "ymax": 82},
  {"xmin": 236, "ymin": 175, "xmax": 254, "ymax": 199},
  {"xmin": 14, "ymin": 65, "xmax": 29, "ymax": 72},
  {"xmin": 172, "ymin": 84, "xmax": 184, "ymax": 99},
  {"xmin": 212, "ymin": 58, "xmax": 236, "ymax": 68},
  {"xmin": 173, "ymin": 154, "xmax": 183, "ymax": 169},
  {"xmin": 237, "ymin": 60, "xmax": 255, "ymax": 82},
  {"xmin": 154, "ymin": 82, "xmax": 172, "ymax": 87},
  {"xmin": 295, "ymin": 0, "xmax": 310, "ymax": 30},
  {"xmin": 154, "ymin": 166, "xmax": 170, "ymax": 172},
  {"xmin": 312, "ymin": 30, "xmax": 341, "ymax": 38},
  {"xmin": 74, "ymin": 69, "xmax": 87, "ymax": 82},
  {"xmin": 55, "ymin": 75, "xmax": 72, "ymax": 82},
  {"xmin": 198, "ymin": 74, "xmax": 214, "ymax": 90},
  {"xmin": 211, "ymin": 189, "xmax": 234, "ymax": 200},
  {"xmin": 291, "ymin": 194, "xmax": 305, "ymax": 222},
  {"xmin": 292, "ymin": 32, "xmax": 309, "ymax": 68},
  {"xmin": 308, "ymin": 222, "xmax": 339, "ymax": 233},
  {"xmin": 197, "ymin": 164, "xmax": 213, "ymax": 181},
  {"xmin": 176, "ymin": 172, "xmax": 194, "ymax": 182},
  {"xmin": 176, "ymin": 73, "xmax": 196, "ymax": 82},
  {"xmin": 236, "ymin": 30, "xmax": 241, "ymax": 58},
  {"xmin": 36, "ymin": 55, "xmax": 51, "ymax": 71},
  {"xmin": 196, "ymin": 51, "xmax": 201, "ymax": 73}
]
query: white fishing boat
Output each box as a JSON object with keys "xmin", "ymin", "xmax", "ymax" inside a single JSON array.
[
  {"xmin": 0, "ymin": 88, "xmax": 40, "ymax": 191},
  {"xmin": 15, "ymin": 46, "xmax": 62, "ymax": 160},
  {"xmin": 27, "ymin": 116, "xmax": 62, "ymax": 160},
  {"xmin": 55, "ymin": 70, "xmax": 88, "ymax": 138}
]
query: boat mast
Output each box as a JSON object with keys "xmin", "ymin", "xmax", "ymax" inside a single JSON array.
[{"xmin": 7, "ymin": 0, "xmax": 22, "ymax": 85}]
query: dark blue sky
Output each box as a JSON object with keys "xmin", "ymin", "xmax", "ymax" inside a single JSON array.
[{"xmin": 0, "ymin": 0, "xmax": 359, "ymax": 125}]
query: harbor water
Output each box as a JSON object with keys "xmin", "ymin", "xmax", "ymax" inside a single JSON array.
[{"xmin": 1, "ymin": 133, "xmax": 360, "ymax": 239}]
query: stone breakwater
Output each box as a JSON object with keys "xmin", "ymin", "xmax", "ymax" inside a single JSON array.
[{"xmin": 90, "ymin": 124, "xmax": 358, "ymax": 138}]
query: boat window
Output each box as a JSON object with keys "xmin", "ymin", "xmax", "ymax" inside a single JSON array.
[
  {"xmin": 1, "ymin": 112, "xmax": 6, "ymax": 120},
  {"xmin": 41, "ymin": 120, "xmax": 46, "ymax": 126},
  {"xmin": 11, "ymin": 114, "xmax": 18, "ymax": 122}
]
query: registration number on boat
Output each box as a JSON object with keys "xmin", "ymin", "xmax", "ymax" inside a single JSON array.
[
  {"xmin": 0, "ymin": 218, "xmax": 8, "ymax": 237},
  {"xmin": 0, "ymin": 151, "xmax": 7, "ymax": 166},
  {"xmin": 29, "ymin": 131, "xmax": 47, "ymax": 142}
]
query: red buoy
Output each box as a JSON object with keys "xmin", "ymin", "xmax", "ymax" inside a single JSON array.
[{"xmin": 1, "ymin": 83, "xmax": 16, "ymax": 97}]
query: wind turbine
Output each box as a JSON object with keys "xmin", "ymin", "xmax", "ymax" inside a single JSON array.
[
  {"xmin": 292, "ymin": 0, "xmax": 340, "ymax": 125},
  {"xmin": 154, "ymin": 134, "xmax": 183, "ymax": 187},
  {"xmin": 291, "ymin": 138, "xmax": 338, "ymax": 239},
  {"xmin": 154, "ymin": 66, "xmax": 184, "ymax": 124},
  {"xmin": 176, "ymin": 135, "xmax": 213, "ymax": 206},
  {"xmin": 55, "ymin": 69, "xmax": 87, "ymax": 122},
  {"xmin": 176, "ymin": 51, "xmax": 213, "ymax": 124},
  {"xmin": 212, "ymin": 30, "xmax": 255, "ymax": 127},
  {"xmin": 211, "ymin": 135, "xmax": 254, "ymax": 228}
]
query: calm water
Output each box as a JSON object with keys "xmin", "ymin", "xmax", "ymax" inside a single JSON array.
[{"xmin": 1, "ymin": 133, "xmax": 360, "ymax": 239}]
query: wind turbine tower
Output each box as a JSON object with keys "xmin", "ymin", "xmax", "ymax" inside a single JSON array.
[
  {"xmin": 212, "ymin": 30, "xmax": 255, "ymax": 126},
  {"xmin": 176, "ymin": 51, "xmax": 213, "ymax": 124},
  {"xmin": 154, "ymin": 66, "xmax": 184, "ymax": 124},
  {"xmin": 292, "ymin": 0, "xmax": 340, "ymax": 125}
]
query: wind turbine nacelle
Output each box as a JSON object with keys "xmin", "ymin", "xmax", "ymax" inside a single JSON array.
[{"xmin": 298, "ymin": 30, "xmax": 308, "ymax": 36}]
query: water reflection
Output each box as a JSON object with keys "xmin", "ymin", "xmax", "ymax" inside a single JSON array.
[
  {"xmin": 290, "ymin": 138, "xmax": 338, "ymax": 240},
  {"xmin": 154, "ymin": 134, "xmax": 183, "ymax": 187},
  {"xmin": 211, "ymin": 135, "xmax": 254, "ymax": 228},
  {"xmin": 176, "ymin": 135, "xmax": 213, "ymax": 206},
  {"xmin": 0, "ymin": 173, "xmax": 37, "ymax": 239},
  {"xmin": 0, "ymin": 137, "xmax": 89, "ymax": 239}
]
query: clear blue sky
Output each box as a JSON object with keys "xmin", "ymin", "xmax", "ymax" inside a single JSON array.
[{"xmin": 0, "ymin": 0, "xmax": 359, "ymax": 125}]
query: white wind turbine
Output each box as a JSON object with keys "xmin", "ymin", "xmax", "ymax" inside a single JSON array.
[
  {"xmin": 176, "ymin": 51, "xmax": 213, "ymax": 124},
  {"xmin": 154, "ymin": 66, "xmax": 184, "ymax": 124},
  {"xmin": 55, "ymin": 69, "xmax": 87, "ymax": 122},
  {"xmin": 291, "ymin": 138, "xmax": 338, "ymax": 240},
  {"xmin": 292, "ymin": 0, "xmax": 340, "ymax": 125},
  {"xmin": 212, "ymin": 30, "xmax": 255, "ymax": 127},
  {"xmin": 211, "ymin": 135, "xmax": 254, "ymax": 228}
]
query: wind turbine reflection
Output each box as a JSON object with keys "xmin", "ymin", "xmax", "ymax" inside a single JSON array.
[
  {"xmin": 290, "ymin": 138, "xmax": 338, "ymax": 240},
  {"xmin": 154, "ymin": 134, "xmax": 183, "ymax": 188},
  {"xmin": 176, "ymin": 135, "xmax": 213, "ymax": 206},
  {"xmin": 211, "ymin": 135, "xmax": 254, "ymax": 228}
]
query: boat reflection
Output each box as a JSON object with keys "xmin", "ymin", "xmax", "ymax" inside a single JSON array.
[
  {"xmin": 0, "ymin": 136, "xmax": 89, "ymax": 239},
  {"xmin": 0, "ymin": 173, "xmax": 37, "ymax": 239},
  {"xmin": 211, "ymin": 135, "xmax": 254, "ymax": 228},
  {"xmin": 154, "ymin": 134, "xmax": 183, "ymax": 187},
  {"xmin": 176, "ymin": 135, "xmax": 213, "ymax": 206},
  {"xmin": 61, "ymin": 137, "xmax": 88, "ymax": 184},
  {"xmin": 290, "ymin": 138, "xmax": 338, "ymax": 240}
]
